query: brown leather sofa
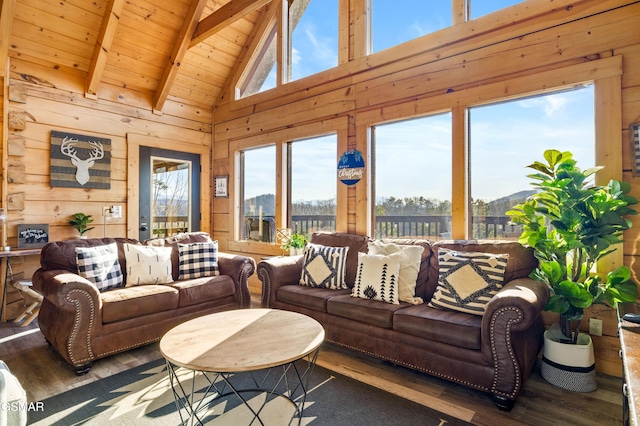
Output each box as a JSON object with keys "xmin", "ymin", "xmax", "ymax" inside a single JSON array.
[
  {"xmin": 258, "ymin": 232, "xmax": 548, "ymax": 411},
  {"xmin": 33, "ymin": 232, "xmax": 255, "ymax": 374}
]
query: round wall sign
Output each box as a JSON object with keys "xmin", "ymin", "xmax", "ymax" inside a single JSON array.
[{"xmin": 338, "ymin": 150, "xmax": 365, "ymax": 186}]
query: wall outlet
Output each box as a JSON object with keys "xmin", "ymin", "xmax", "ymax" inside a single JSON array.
[{"xmin": 589, "ymin": 318, "xmax": 603, "ymax": 336}]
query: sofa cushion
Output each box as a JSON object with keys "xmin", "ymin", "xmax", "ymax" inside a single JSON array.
[
  {"xmin": 299, "ymin": 243, "xmax": 349, "ymax": 289},
  {"xmin": 352, "ymin": 251, "xmax": 402, "ymax": 304},
  {"xmin": 310, "ymin": 232, "xmax": 370, "ymax": 287},
  {"xmin": 393, "ymin": 303, "xmax": 482, "ymax": 350},
  {"xmin": 327, "ymin": 294, "xmax": 408, "ymax": 328},
  {"xmin": 101, "ymin": 285, "xmax": 179, "ymax": 323},
  {"xmin": 368, "ymin": 240, "xmax": 425, "ymax": 304},
  {"xmin": 170, "ymin": 275, "xmax": 236, "ymax": 308},
  {"xmin": 39, "ymin": 237, "xmax": 138, "ymax": 273},
  {"xmin": 75, "ymin": 243, "xmax": 123, "ymax": 291},
  {"xmin": 178, "ymin": 241, "xmax": 220, "ymax": 280},
  {"xmin": 124, "ymin": 244, "xmax": 174, "ymax": 286},
  {"xmin": 379, "ymin": 238, "xmax": 433, "ymax": 302},
  {"xmin": 278, "ymin": 286, "xmax": 350, "ymax": 312},
  {"xmin": 429, "ymin": 248, "xmax": 508, "ymax": 315}
]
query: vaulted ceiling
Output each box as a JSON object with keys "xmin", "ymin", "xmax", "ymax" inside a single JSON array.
[{"xmin": 0, "ymin": 0, "xmax": 272, "ymax": 112}]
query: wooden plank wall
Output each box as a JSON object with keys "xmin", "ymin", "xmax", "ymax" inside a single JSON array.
[
  {"xmin": 1, "ymin": 58, "xmax": 212, "ymax": 320},
  {"xmin": 212, "ymin": 0, "xmax": 640, "ymax": 376}
]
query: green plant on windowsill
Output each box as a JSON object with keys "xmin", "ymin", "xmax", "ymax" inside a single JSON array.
[
  {"xmin": 68, "ymin": 212, "xmax": 95, "ymax": 237},
  {"xmin": 507, "ymin": 149, "xmax": 638, "ymax": 343},
  {"xmin": 282, "ymin": 232, "xmax": 307, "ymax": 255}
]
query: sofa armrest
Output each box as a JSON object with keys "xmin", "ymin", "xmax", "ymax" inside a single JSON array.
[
  {"xmin": 33, "ymin": 268, "xmax": 102, "ymax": 312},
  {"xmin": 217, "ymin": 252, "xmax": 255, "ymax": 308},
  {"xmin": 481, "ymin": 277, "xmax": 548, "ymax": 400},
  {"xmin": 32, "ymin": 268, "xmax": 103, "ymax": 367},
  {"xmin": 257, "ymin": 256, "xmax": 304, "ymax": 307}
]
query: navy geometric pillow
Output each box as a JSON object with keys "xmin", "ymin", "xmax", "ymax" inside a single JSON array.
[
  {"xmin": 178, "ymin": 241, "xmax": 220, "ymax": 280},
  {"xmin": 75, "ymin": 243, "xmax": 123, "ymax": 292}
]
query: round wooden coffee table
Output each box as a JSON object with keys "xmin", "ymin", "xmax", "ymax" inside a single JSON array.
[{"xmin": 160, "ymin": 308, "xmax": 325, "ymax": 425}]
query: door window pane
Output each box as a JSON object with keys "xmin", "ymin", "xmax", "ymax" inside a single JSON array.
[
  {"xmin": 151, "ymin": 157, "xmax": 191, "ymax": 238},
  {"xmin": 469, "ymin": 85, "xmax": 595, "ymax": 239},
  {"xmin": 290, "ymin": 134, "xmax": 337, "ymax": 238},
  {"xmin": 373, "ymin": 113, "xmax": 452, "ymax": 239},
  {"xmin": 242, "ymin": 146, "xmax": 276, "ymax": 242},
  {"xmin": 371, "ymin": 0, "xmax": 451, "ymax": 53}
]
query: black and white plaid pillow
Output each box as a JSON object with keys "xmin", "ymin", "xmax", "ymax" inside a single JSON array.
[
  {"xmin": 76, "ymin": 243, "xmax": 123, "ymax": 291},
  {"xmin": 178, "ymin": 241, "xmax": 220, "ymax": 280}
]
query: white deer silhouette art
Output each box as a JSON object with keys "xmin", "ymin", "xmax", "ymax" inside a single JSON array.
[{"xmin": 60, "ymin": 136, "xmax": 104, "ymax": 185}]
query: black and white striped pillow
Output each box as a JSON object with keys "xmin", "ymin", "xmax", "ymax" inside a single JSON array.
[
  {"xmin": 178, "ymin": 241, "xmax": 220, "ymax": 280},
  {"xmin": 299, "ymin": 243, "xmax": 349, "ymax": 289},
  {"xmin": 429, "ymin": 248, "xmax": 509, "ymax": 315},
  {"xmin": 76, "ymin": 243, "xmax": 123, "ymax": 291}
]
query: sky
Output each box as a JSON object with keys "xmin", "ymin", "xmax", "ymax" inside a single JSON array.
[{"xmin": 243, "ymin": 0, "xmax": 596, "ymax": 204}]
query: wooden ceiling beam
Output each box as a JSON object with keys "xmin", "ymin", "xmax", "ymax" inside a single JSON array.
[
  {"xmin": 0, "ymin": 0, "xmax": 17, "ymax": 77},
  {"xmin": 86, "ymin": 0, "xmax": 125, "ymax": 98},
  {"xmin": 153, "ymin": 0, "xmax": 209, "ymax": 113},
  {"xmin": 189, "ymin": 0, "xmax": 272, "ymax": 48}
]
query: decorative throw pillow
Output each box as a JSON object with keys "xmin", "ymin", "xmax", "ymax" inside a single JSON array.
[
  {"xmin": 352, "ymin": 252, "xmax": 403, "ymax": 304},
  {"xmin": 178, "ymin": 241, "xmax": 220, "ymax": 280},
  {"xmin": 75, "ymin": 243, "xmax": 123, "ymax": 292},
  {"xmin": 124, "ymin": 243, "xmax": 173, "ymax": 287},
  {"xmin": 299, "ymin": 243, "xmax": 349, "ymax": 290},
  {"xmin": 429, "ymin": 248, "xmax": 509, "ymax": 315},
  {"xmin": 368, "ymin": 240, "xmax": 425, "ymax": 304}
]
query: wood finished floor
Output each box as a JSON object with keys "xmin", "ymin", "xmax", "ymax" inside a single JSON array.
[{"xmin": 0, "ymin": 305, "xmax": 623, "ymax": 426}]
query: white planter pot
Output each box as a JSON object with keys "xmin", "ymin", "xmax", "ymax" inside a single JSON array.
[
  {"xmin": 541, "ymin": 329, "xmax": 597, "ymax": 392},
  {"xmin": 288, "ymin": 247, "xmax": 304, "ymax": 256}
]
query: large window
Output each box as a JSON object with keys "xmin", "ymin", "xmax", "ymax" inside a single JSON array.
[
  {"xmin": 289, "ymin": 134, "xmax": 337, "ymax": 237},
  {"xmin": 287, "ymin": 0, "xmax": 338, "ymax": 82},
  {"xmin": 241, "ymin": 146, "xmax": 276, "ymax": 242},
  {"xmin": 468, "ymin": 85, "xmax": 595, "ymax": 239},
  {"xmin": 373, "ymin": 113, "xmax": 452, "ymax": 239},
  {"xmin": 470, "ymin": 0, "xmax": 524, "ymax": 19},
  {"xmin": 371, "ymin": 0, "xmax": 451, "ymax": 53}
]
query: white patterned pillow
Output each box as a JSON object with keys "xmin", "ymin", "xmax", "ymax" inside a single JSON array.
[
  {"xmin": 299, "ymin": 243, "xmax": 349, "ymax": 289},
  {"xmin": 368, "ymin": 240, "xmax": 424, "ymax": 304},
  {"xmin": 429, "ymin": 248, "xmax": 509, "ymax": 315},
  {"xmin": 75, "ymin": 243, "xmax": 123, "ymax": 292},
  {"xmin": 178, "ymin": 241, "xmax": 220, "ymax": 279},
  {"xmin": 124, "ymin": 244, "xmax": 173, "ymax": 287},
  {"xmin": 352, "ymin": 252, "xmax": 403, "ymax": 304}
]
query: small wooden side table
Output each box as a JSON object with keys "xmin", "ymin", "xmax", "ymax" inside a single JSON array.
[{"xmin": 0, "ymin": 247, "xmax": 43, "ymax": 322}]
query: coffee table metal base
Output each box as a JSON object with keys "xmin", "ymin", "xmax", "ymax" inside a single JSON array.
[{"xmin": 166, "ymin": 349, "xmax": 320, "ymax": 426}]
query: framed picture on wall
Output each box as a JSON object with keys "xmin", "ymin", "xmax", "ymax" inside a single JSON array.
[
  {"xmin": 17, "ymin": 224, "xmax": 49, "ymax": 248},
  {"xmin": 631, "ymin": 123, "xmax": 640, "ymax": 176},
  {"xmin": 214, "ymin": 175, "xmax": 228, "ymax": 198}
]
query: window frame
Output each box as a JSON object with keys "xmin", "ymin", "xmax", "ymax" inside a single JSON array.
[{"xmin": 228, "ymin": 118, "xmax": 349, "ymax": 253}]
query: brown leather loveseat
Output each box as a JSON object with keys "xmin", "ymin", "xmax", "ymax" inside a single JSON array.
[
  {"xmin": 258, "ymin": 232, "xmax": 548, "ymax": 411},
  {"xmin": 33, "ymin": 232, "xmax": 255, "ymax": 374}
]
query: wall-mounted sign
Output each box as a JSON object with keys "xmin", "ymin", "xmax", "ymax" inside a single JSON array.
[
  {"xmin": 214, "ymin": 175, "xmax": 228, "ymax": 197},
  {"xmin": 338, "ymin": 150, "xmax": 365, "ymax": 186},
  {"xmin": 50, "ymin": 130, "xmax": 111, "ymax": 189},
  {"xmin": 17, "ymin": 224, "xmax": 49, "ymax": 248}
]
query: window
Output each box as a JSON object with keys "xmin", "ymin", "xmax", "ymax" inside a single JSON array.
[
  {"xmin": 287, "ymin": 0, "xmax": 339, "ymax": 82},
  {"xmin": 241, "ymin": 146, "xmax": 276, "ymax": 242},
  {"xmin": 372, "ymin": 113, "xmax": 453, "ymax": 239},
  {"xmin": 468, "ymin": 85, "xmax": 595, "ymax": 239},
  {"xmin": 469, "ymin": 0, "xmax": 524, "ymax": 19},
  {"xmin": 371, "ymin": 0, "xmax": 451, "ymax": 53},
  {"xmin": 237, "ymin": 25, "xmax": 277, "ymax": 98},
  {"xmin": 289, "ymin": 134, "xmax": 337, "ymax": 238},
  {"xmin": 151, "ymin": 157, "xmax": 191, "ymax": 238}
]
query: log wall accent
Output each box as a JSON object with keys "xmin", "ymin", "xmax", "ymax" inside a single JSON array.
[{"xmin": 212, "ymin": 0, "xmax": 640, "ymax": 376}]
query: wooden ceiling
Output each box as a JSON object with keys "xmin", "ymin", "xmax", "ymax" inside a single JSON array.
[{"xmin": 1, "ymin": 0, "xmax": 273, "ymax": 112}]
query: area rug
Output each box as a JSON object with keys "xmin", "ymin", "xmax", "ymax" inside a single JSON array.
[{"xmin": 28, "ymin": 358, "xmax": 471, "ymax": 425}]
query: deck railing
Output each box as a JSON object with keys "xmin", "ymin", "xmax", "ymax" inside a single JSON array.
[{"xmin": 242, "ymin": 214, "xmax": 521, "ymax": 242}]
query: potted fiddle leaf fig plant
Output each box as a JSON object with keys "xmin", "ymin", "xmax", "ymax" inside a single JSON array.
[
  {"xmin": 282, "ymin": 232, "xmax": 307, "ymax": 256},
  {"xmin": 507, "ymin": 149, "xmax": 638, "ymax": 392},
  {"xmin": 68, "ymin": 213, "xmax": 95, "ymax": 238}
]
